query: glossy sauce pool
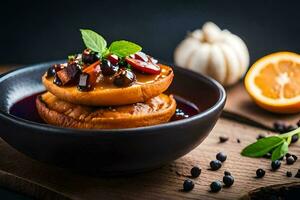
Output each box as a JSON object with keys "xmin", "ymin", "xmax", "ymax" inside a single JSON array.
[{"xmin": 9, "ymin": 92, "xmax": 200, "ymax": 125}]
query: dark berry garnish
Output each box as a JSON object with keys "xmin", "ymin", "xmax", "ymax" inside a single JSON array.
[
  {"xmin": 256, "ymin": 168, "xmax": 265, "ymax": 178},
  {"xmin": 271, "ymin": 160, "xmax": 281, "ymax": 170},
  {"xmin": 286, "ymin": 171, "xmax": 292, "ymax": 177},
  {"xmin": 47, "ymin": 64, "xmax": 61, "ymax": 78},
  {"xmin": 82, "ymin": 49, "xmax": 99, "ymax": 65},
  {"xmin": 291, "ymin": 134, "xmax": 299, "ymax": 143},
  {"xmin": 190, "ymin": 166, "xmax": 201, "ymax": 178},
  {"xmin": 78, "ymin": 73, "xmax": 90, "ymax": 91},
  {"xmin": 219, "ymin": 136, "xmax": 229, "ymax": 143},
  {"xmin": 101, "ymin": 59, "xmax": 119, "ymax": 76},
  {"xmin": 273, "ymin": 121, "xmax": 286, "ymax": 133},
  {"xmin": 256, "ymin": 134, "xmax": 266, "ymax": 140},
  {"xmin": 183, "ymin": 179, "xmax": 194, "ymax": 191},
  {"xmin": 53, "ymin": 74, "xmax": 62, "ymax": 86},
  {"xmin": 224, "ymin": 171, "xmax": 231, "ymax": 176},
  {"xmin": 216, "ymin": 152, "xmax": 227, "ymax": 162},
  {"xmin": 292, "ymin": 155, "xmax": 298, "ymax": 161},
  {"xmin": 285, "ymin": 153, "xmax": 292, "ymax": 158},
  {"xmin": 113, "ymin": 69, "xmax": 136, "ymax": 87},
  {"xmin": 223, "ymin": 175, "xmax": 234, "ymax": 187},
  {"xmin": 210, "ymin": 181, "xmax": 222, "ymax": 192},
  {"xmin": 295, "ymin": 169, "xmax": 300, "ymax": 178},
  {"xmin": 286, "ymin": 156, "xmax": 295, "ymax": 165},
  {"xmin": 210, "ymin": 160, "xmax": 222, "ymax": 171}
]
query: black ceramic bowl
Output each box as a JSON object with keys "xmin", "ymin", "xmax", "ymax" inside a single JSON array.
[{"xmin": 0, "ymin": 61, "xmax": 225, "ymax": 175}]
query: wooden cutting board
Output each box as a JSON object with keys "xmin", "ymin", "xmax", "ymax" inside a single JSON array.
[
  {"xmin": 0, "ymin": 118, "xmax": 299, "ymax": 200},
  {"xmin": 225, "ymin": 83, "xmax": 300, "ymax": 130}
]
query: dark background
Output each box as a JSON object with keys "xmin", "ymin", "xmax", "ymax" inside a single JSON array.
[
  {"xmin": 1, "ymin": 0, "xmax": 300, "ymax": 65},
  {"xmin": 0, "ymin": 1, "xmax": 299, "ymax": 199}
]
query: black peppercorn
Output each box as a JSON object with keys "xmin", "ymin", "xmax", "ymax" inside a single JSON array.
[
  {"xmin": 286, "ymin": 156, "xmax": 295, "ymax": 165},
  {"xmin": 286, "ymin": 171, "xmax": 292, "ymax": 177},
  {"xmin": 292, "ymin": 155, "xmax": 298, "ymax": 161},
  {"xmin": 223, "ymin": 175, "xmax": 234, "ymax": 187},
  {"xmin": 273, "ymin": 121, "xmax": 286, "ymax": 133},
  {"xmin": 271, "ymin": 160, "xmax": 281, "ymax": 170},
  {"xmin": 256, "ymin": 168, "xmax": 266, "ymax": 178},
  {"xmin": 210, "ymin": 160, "xmax": 222, "ymax": 171},
  {"xmin": 291, "ymin": 134, "xmax": 299, "ymax": 143},
  {"xmin": 210, "ymin": 181, "xmax": 222, "ymax": 192},
  {"xmin": 224, "ymin": 170, "xmax": 231, "ymax": 176},
  {"xmin": 219, "ymin": 136, "xmax": 229, "ymax": 143},
  {"xmin": 256, "ymin": 134, "xmax": 266, "ymax": 140},
  {"xmin": 190, "ymin": 166, "xmax": 201, "ymax": 178},
  {"xmin": 216, "ymin": 152, "xmax": 227, "ymax": 162},
  {"xmin": 183, "ymin": 179, "xmax": 194, "ymax": 191}
]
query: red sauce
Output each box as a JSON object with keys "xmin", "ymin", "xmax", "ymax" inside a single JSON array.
[{"xmin": 9, "ymin": 92, "xmax": 199, "ymax": 124}]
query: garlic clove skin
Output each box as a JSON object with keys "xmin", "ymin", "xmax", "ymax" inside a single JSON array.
[
  {"xmin": 222, "ymin": 31, "xmax": 250, "ymax": 77},
  {"xmin": 203, "ymin": 22, "xmax": 222, "ymax": 43},
  {"xmin": 174, "ymin": 37, "xmax": 201, "ymax": 67},
  {"xmin": 208, "ymin": 44, "xmax": 227, "ymax": 84},
  {"xmin": 187, "ymin": 43, "xmax": 211, "ymax": 74},
  {"xmin": 219, "ymin": 43, "xmax": 241, "ymax": 85}
]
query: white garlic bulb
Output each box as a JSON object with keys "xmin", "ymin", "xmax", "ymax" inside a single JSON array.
[{"xmin": 174, "ymin": 22, "xmax": 250, "ymax": 86}]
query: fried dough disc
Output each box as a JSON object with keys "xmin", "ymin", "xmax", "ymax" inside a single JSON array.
[
  {"xmin": 42, "ymin": 64, "xmax": 173, "ymax": 106},
  {"xmin": 36, "ymin": 92, "xmax": 176, "ymax": 129}
]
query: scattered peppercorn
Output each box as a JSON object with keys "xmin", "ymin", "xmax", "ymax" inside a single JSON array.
[
  {"xmin": 256, "ymin": 134, "xmax": 266, "ymax": 140},
  {"xmin": 183, "ymin": 179, "xmax": 194, "ymax": 191},
  {"xmin": 271, "ymin": 160, "xmax": 281, "ymax": 170},
  {"xmin": 210, "ymin": 181, "xmax": 222, "ymax": 192},
  {"xmin": 219, "ymin": 136, "xmax": 229, "ymax": 143},
  {"xmin": 223, "ymin": 175, "xmax": 234, "ymax": 187},
  {"xmin": 216, "ymin": 152, "xmax": 227, "ymax": 162},
  {"xmin": 224, "ymin": 170, "xmax": 231, "ymax": 176},
  {"xmin": 273, "ymin": 121, "xmax": 286, "ymax": 133},
  {"xmin": 190, "ymin": 166, "xmax": 201, "ymax": 178},
  {"xmin": 286, "ymin": 125, "xmax": 297, "ymax": 132},
  {"xmin": 292, "ymin": 155, "xmax": 298, "ymax": 161},
  {"xmin": 210, "ymin": 160, "xmax": 222, "ymax": 171},
  {"xmin": 263, "ymin": 152, "xmax": 272, "ymax": 159},
  {"xmin": 291, "ymin": 134, "xmax": 299, "ymax": 143},
  {"xmin": 286, "ymin": 171, "xmax": 292, "ymax": 177},
  {"xmin": 256, "ymin": 168, "xmax": 266, "ymax": 178},
  {"xmin": 286, "ymin": 156, "xmax": 295, "ymax": 165},
  {"xmin": 237, "ymin": 138, "xmax": 241, "ymax": 143},
  {"xmin": 295, "ymin": 169, "xmax": 300, "ymax": 178},
  {"xmin": 285, "ymin": 153, "xmax": 292, "ymax": 158}
]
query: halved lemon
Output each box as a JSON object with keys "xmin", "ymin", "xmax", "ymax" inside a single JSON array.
[{"xmin": 245, "ymin": 52, "xmax": 300, "ymax": 114}]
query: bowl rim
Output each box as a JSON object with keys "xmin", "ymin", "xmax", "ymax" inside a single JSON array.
[{"xmin": 0, "ymin": 60, "xmax": 226, "ymax": 136}]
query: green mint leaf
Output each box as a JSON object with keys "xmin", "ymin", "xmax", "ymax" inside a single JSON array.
[
  {"xmin": 80, "ymin": 29, "xmax": 107, "ymax": 55},
  {"xmin": 271, "ymin": 141, "xmax": 288, "ymax": 161},
  {"xmin": 241, "ymin": 136, "xmax": 284, "ymax": 158},
  {"xmin": 109, "ymin": 40, "xmax": 142, "ymax": 57}
]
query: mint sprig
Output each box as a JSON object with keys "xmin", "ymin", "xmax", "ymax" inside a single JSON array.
[
  {"xmin": 80, "ymin": 29, "xmax": 141, "ymax": 58},
  {"xmin": 80, "ymin": 29, "xmax": 107, "ymax": 56},
  {"xmin": 109, "ymin": 40, "xmax": 142, "ymax": 57},
  {"xmin": 241, "ymin": 128, "xmax": 300, "ymax": 161}
]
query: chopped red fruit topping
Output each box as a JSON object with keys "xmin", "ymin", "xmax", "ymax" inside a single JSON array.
[
  {"xmin": 125, "ymin": 57, "xmax": 161, "ymax": 75},
  {"xmin": 134, "ymin": 52, "xmax": 149, "ymax": 62},
  {"xmin": 107, "ymin": 54, "xmax": 119, "ymax": 65}
]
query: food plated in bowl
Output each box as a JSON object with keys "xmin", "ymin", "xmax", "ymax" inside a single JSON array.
[{"xmin": 0, "ymin": 30, "xmax": 226, "ymax": 175}]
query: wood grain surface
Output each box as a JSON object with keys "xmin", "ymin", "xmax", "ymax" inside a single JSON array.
[{"xmin": 0, "ymin": 118, "xmax": 299, "ymax": 200}]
